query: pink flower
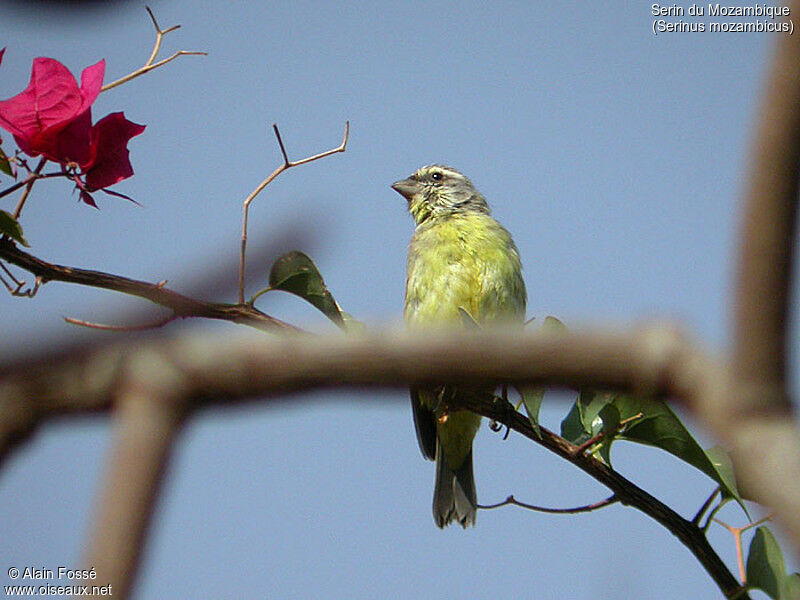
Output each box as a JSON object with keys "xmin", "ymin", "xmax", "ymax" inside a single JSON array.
[
  {"xmin": 0, "ymin": 53, "xmax": 146, "ymax": 203},
  {"xmin": 0, "ymin": 57, "xmax": 104, "ymax": 164}
]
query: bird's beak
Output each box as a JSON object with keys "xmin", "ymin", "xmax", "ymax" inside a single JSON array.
[{"xmin": 391, "ymin": 177, "xmax": 420, "ymax": 200}]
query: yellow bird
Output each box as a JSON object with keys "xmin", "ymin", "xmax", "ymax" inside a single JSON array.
[{"xmin": 392, "ymin": 165, "xmax": 526, "ymax": 528}]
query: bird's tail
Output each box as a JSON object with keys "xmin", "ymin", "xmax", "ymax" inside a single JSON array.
[{"xmin": 433, "ymin": 445, "xmax": 477, "ymax": 528}]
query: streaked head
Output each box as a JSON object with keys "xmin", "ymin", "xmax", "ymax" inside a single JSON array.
[{"xmin": 392, "ymin": 165, "xmax": 490, "ymax": 225}]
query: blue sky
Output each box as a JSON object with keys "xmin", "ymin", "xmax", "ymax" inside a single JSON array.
[{"xmin": 1, "ymin": 2, "xmax": 797, "ymax": 598}]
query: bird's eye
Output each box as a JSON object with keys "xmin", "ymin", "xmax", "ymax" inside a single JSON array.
[{"xmin": 430, "ymin": 172, "xmax": 443, "ymax": 182}]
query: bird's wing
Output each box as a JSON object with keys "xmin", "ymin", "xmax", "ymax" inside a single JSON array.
[{"xmin": 410, "ymin": 388, "xmax": 437, "ymax": 461}]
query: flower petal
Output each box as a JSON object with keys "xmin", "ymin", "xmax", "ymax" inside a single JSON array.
[
  {"xmin": 0, "ymin": 57, "xmax": 104, "ymax": 162},
  {"xmin": 84, "ymin": 112, "xmax": 145, "ymax": 191}
]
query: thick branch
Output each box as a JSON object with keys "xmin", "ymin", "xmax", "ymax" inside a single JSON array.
[
  {"xmin": 82, "ymin": 367, "xmax": 185, "ymax": 599},
  {"xmin": 732, "ymin": 3, "xmax": 800, "ymax": 411},
  {"xmin": 728, "ymin": 3, "xmax": 800, "ymax": 550},
  {"xmin": 0, "ymin": 324, "xmax": 747, "ymax": 599},
  {"xmin": 0, "ymin": 325, "xmax": 705, "ymax": 416},
  {"xmin": 0, "ymin": 238, "xmax": 295, "ymax": 332}
]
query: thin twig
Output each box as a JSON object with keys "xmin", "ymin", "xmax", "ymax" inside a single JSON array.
[
  {"xmin": 64, "ymin": 314, "xmax": 178, "ymax": 332},
  {"xmin": 714, "ymin": 515, "xmax": 773, "ymax": 584},
  {"xmin": 692, "ymin": 487, "xmax": 721, "ymax": 526},
  {"xmin": 0, "ymin": 261, "xmax": 41, "ymax": 298},
  {"xmin": 101, "ymin": 7, "xmax": 206, "ymax": 92},
  {"xmin": 237, "ymin": 121, "xmax": 349, "ymax": 303},
  {"xmin": 0, "ymin": 261, "xmax": 23, "ymax": 290},
  {"xmin": 479, "ymin": 493, "xmax": 618, "ymax": 514},
  {"xmin": 12, "ymin": 158, "xmax": 46, "ymax": 219},
  {"xmin": 0, "ymin": 170, "xmax": 65, "ymax": 200}
]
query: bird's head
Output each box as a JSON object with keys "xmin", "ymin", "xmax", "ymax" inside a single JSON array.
[{"xmin": 391, "ymin": 165, "xmax": 490, "ymax": 225}]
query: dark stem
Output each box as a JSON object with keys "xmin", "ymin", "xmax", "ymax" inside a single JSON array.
[{"xmin": 0, "ymin": 238, "xmax": 297, "ymax": 332}]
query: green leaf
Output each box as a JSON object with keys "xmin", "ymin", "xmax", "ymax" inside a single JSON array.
[
  {"xmin": 746, "ymin": 526, "xmax": 800, "ymax": 599},
  {"xmin": 702, "ymin": 446, "xmax": 741, "ymax": 508},
  {"xmin": 267, "ymin": 251, "xmax": 349, "ymax": 330},
  {"xmin": 592, "ymin": 403, "xmax": 620, "ymax": 464},
  {"xmin": 561, "ymin": 392, "xmax": 746, "ymax": 508},
  {"xmin": 0, "ymin": 210, "xmax": 29, "ymax": 247},
  {"xmin": 612, "ymin": 395, "xmax": 744, "ymax": 510},
  {"xmin": 561, "ymin": 390, "xmax": 614, "ymax": 441},
  {"xmin": 0, "ymin": 146, "xmax": 12, "ymax": 177},
  {"xmin": 517, "ymin": 385, "xmax": 544, "ymax": 437},
  {"xmin": 561, "ymin": 389, "xmax": 601, "ymax": 444}
]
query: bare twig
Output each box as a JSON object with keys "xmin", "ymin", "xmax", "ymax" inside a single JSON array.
[
  {"xmin": 64, "ymin": 314, "xmax": 178, "ymax": 332},
  {"xmin": 101, "ymin": 7, "xmax": 206, "ymax": 92},
  {"xmin": 238, "ymin": 122, "xmax": 349, "ymax": 303},
  {"xmin": 0, "ymin": 260, "xmax": 41, "ymax": 298},
  {"xmin": 0, "ymin": 169, "xmax": 67, "ymax": 200},
  {"xmin": 12, "ymin": 158, "xmax": 46, "ymax": 219},
  {"xmin": 692, "ymin": 487, "xmax": 721, "ymax": 526},
  {"xmin": 0, "ymin": 262, "xmax": 24, "ymax": 293},
  {"xmin": 713, "ymin": 514, "xmax": 774, "ymax": 584},
  {"xmin": 479, "ymin": 493, "xmax": 618, "ymax": 514}
]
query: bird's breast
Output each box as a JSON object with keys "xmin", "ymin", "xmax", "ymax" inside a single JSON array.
[{"xmin": 404, "ymin": 214, "xmax": 526, "ymax": 326}]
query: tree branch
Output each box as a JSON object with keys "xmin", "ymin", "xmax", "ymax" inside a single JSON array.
[
  {"xmin": 82, "ymin": 365, "xmax": 185, "ymax": 599},
  {"xmin": 0, "ymin": 238, "xmax": 296, "ymax": 332},
  {"xmin": 0, "ymin": 324, "xmax": 747, "ymax": 598},
  {"xmin": 728, "ymin": 2, "xmax": 800, "ymax": 547},
  {"xmin": 733, "ymin": 0, "xmax": 800, "ymax": 413}
]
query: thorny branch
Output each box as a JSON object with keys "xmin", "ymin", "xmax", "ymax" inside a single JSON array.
[
  {"xmin": 238, "ymin": 121, "xmax": 349, "ymax": 303},
  {"xmin": 101, "ymin": 7, "xmax": 206, "ymax": 92},
  {"xmin": 714, "ymin": 515, "xmax": 774, "ymax": 584}
]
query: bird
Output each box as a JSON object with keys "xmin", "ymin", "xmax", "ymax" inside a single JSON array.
[{"xmin": 392, "ymin": 164, "xmax": 526, "ymax": 528}]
